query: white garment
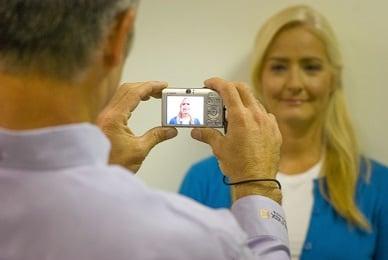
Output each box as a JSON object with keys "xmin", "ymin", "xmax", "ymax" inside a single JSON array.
[
  {"xmin": 0, "ymin": 123, "xmax": 289, "ymax": 260},
  {"xmin": 178, "ymin": 116, "xmax": 191, "ymax": 124},
  {"xmin": 277, "ymin": 161, "xmax": 321, "ymax": 260}
]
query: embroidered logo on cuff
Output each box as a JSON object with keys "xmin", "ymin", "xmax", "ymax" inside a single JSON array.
[
  {"xmin": 259, "ymin": 208, "xmax": 270, "ymax": 219},
  {"xmin": 258, "ymin": 208, "xmax": 287, "ymax": 230}
]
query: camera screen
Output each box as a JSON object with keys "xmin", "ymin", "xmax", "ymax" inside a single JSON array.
[{"xmin": 166, "ymin": 96, "xmax": 204, "ymax": 126}]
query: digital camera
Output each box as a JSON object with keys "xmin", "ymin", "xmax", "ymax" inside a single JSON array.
[{"xmin": 162, "ymin": 88, "xmax": 224, "ymax": 128}]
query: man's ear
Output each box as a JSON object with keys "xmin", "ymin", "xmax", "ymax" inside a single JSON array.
[{"xmin": 103, "ymin": 8, "xmax": 136, "ymax": 67}]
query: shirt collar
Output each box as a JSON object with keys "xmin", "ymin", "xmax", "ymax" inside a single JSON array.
[{"xmin": 0, "ymin": 123, "xmax": 110, "ymax": 170}]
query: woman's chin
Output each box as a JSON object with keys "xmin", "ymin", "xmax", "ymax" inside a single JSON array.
[{"xmin": 278, "ymin": 114, "xmax": 316, "ymax": 128}]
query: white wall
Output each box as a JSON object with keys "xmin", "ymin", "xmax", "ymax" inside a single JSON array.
[{"xmin": 122, "ymin": 0, "xmax": 388, "ymax": 192}]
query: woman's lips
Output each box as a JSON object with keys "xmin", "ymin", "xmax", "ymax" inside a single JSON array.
[{"xmin": 280, "ymin": 99, "xmax": 307, "ymax": 105}]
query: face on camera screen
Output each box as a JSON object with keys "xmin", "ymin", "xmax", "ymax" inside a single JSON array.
[{"xmin": 166, "ymin": 96, "xmax": 204, "ymax": 125}]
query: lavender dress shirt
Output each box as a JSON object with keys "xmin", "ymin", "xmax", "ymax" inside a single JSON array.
[{"xmin": 0, "ymin": 123, "xmax": 289, "ymax": 259}]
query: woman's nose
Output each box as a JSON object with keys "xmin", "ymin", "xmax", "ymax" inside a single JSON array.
[{"xmin": 285, "ymin": 67, "xmax": 303, "ymax": 93}]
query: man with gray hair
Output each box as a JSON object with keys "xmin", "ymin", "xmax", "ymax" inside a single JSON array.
[{"xmin": 0, "ymin": 1, "xmax": 289, "ymax": 259}]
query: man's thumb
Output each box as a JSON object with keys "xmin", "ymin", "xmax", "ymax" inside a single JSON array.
[
  {"xmin": 191, "ymin": 128, "xmax": 222, "ymax": 146},
  {"xmin": 141, "ymin": 127, "xmax": 177, "ymax": 152}
]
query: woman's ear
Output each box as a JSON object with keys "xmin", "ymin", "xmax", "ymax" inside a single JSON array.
[{"xmin": 103, "ymin": 8, "xmax": 136, "ymax": 67}]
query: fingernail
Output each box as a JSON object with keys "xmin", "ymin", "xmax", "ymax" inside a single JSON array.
[
  {"xmin": 191, "ymin": 129, "xmax": 201, "ymax": 140},
  {"xmin": 165, "ymin": 128, "xmax": 177, "ymax": 139}
]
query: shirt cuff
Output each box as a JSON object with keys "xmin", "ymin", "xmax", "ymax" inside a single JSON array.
[{"xmin": 231, "ymin": 195, "xmax": 289, "ymax": 246}]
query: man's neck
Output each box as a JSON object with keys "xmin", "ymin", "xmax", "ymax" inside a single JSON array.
[
  {"xmin": 278, "ymin": 120, "xmax": 324, "ymax": 175},
  {"xmin": 0, "ymin": 72, "xmax": 96, "ymax": 130}
]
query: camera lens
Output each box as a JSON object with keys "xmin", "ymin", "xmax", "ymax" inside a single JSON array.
[{"xmin": 186, "ymin": 89, "xmax": 192, "ymax": 94}]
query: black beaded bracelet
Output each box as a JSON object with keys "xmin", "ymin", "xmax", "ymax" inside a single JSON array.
[{"xmin": 223, "ymin": 175, "xmax": 282, "ymax": 190}]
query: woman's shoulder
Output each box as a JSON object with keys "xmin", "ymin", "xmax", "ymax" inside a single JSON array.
[
  {"xmin": 362, "ymin": 158, "xmax": 388, "ymax": 183},
  {"xmin": 358, "ymin": 158, "xmax": 388, "ymax": 200},
  {"xmin": 189, "ymin": 156, "xmax": 220, "ymax": 173},
  {"xmin": 181, "ymin": 156, "xmax": 222, "ymax": 188}
]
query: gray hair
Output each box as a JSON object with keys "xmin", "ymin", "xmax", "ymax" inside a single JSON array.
[{"xmin": 0, "ymin": 0, "xmax": 139, "ymax": 80}]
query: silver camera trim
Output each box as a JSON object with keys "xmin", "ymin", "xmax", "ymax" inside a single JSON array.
[{"xmin": 162, "ymin": 88, "xmax": 224, "ymax": 128}]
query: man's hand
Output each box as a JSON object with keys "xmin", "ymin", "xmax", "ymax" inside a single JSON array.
[
  {"xmin": 191, "ymin": 78, "xmax": 282, "ymax": 203},
  {"xmin": 97, "ymin": 81, "xmax": 177, "ymax": 173}
]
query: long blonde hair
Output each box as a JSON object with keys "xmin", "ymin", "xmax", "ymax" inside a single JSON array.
[{"xmin": 251, "ymin": 5, "xmax": 370, "ymax": 230}]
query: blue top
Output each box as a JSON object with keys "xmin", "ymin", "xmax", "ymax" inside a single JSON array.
[
  {"xmin": 179, "ymin": 156, "xmax": 388, "ymax": 260},
  {"xmin": 169, "ymin": 116, "xmax": 200, "ymax": 125}
]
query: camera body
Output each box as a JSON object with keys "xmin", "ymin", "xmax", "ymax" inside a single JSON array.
[{"xmin": 162, "ymin": 88, "xmax": 224, "ymax": 128}]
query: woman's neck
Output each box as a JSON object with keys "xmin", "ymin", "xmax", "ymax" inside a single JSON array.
[
  {"xmin": 279, "ymin": 120, "xmax": 324, "ymax": 175},
  {"xmin": 180, "ymin": 113, "xmax": 190, "ymax": 119}
]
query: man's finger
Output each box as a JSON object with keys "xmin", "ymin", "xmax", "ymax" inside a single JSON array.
[
  {"xmin": 191, "ymin": 128, "xmax": 223, "ymax": 147},
  {"xmin": 204, "ymin": 77, "xmax": 244, "ymax": 110},
  {"xmin": 135, "ymin": 81, "xmax": 168, "ymax": 101},
  {"xmin": 140, "ymin": 126, "xmax": 178, "ymax": 153},
  {"xmin": 120, "ymin": 81, "xmax": 168, "ymax": 113},
  {"xmin": 268, "ymin": 113, "xmax": 282, "ymax": 145},
  {"xmin": 233, "ymin": 82, "xmax": 270, "ymax": 122},
  {"xmin": 102, "ymin": 81, "xmax": 168, "ymax": 123},
  {"xmin": 233, "ymin": 82, "xmax": 266, "ymax": 112}
]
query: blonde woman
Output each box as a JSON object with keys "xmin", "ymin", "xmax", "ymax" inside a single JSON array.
[
  {"xmin": 179, "ymin": 5, "xmax": 388, "ymax": 259},
  {"xmin": 169, "ymin": 98, "xmax": 200, "ymax": 125}
]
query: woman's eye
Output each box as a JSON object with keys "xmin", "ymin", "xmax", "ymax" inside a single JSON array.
[
  {"xmin": 304, "ymin": 64, "xmax": 322, "ymax": 72},
  {"xmin": 270, "ymin": 64, "xmax": 287, "ymax": 73}
]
